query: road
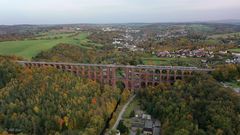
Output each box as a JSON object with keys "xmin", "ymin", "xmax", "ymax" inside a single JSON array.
[
  {"xmin": 222, "ymin": 82, "xmax": 240, "ymax": 93},
  {"xmin": 112, "ymin": 94, "xmax": 136, "ymax": 130}
]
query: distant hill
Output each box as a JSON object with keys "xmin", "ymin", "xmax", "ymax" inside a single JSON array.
[{"xmin": 206, "ymin": 19, "xmax": 240, "ymax": 25}]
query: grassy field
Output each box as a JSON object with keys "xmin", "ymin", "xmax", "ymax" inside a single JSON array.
[
  {"xmin": 209, "ymin": 32, "xmax": 240, "ymax": 39},
  {"xmin": 226, "ymin": 81, "xmax": 240, "ymax": 88},
  {"xmin": 123, "ymin": 99, "xmax": 140, "ymax": 118},
  {"xmin": 0, "ymin": 32, "xmax": 102, "ymax": 59},
  {"xmin": 36, "ymin": 32, "xmax": 75, "ymax": 39},
  {"xmin": 188, "ymin": 24, "xmax": 214, "ymax": 33},
  {"xmin": 142, "ymin": 56, "xmax": 202, "ymax": 66},
  {"xmin": 229, "ymin": 48, "xmax": 240, "ymax": 53}
]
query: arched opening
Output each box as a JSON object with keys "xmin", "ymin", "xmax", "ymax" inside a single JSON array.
[
  {"xmin": 116, "ymin": 67, "xmax": 124, "ymax": 78},
  {"xmin": 61, "ymin": 65, "xmax": 66, "ymax": 71},
  {"xmin": 140, "ymin": 82, "xmax": 146, "ymax": 88},
  {"xmin": 169, "ymin": 70, "xmax": 177, "ymax": 81},
  {"xmin": 116, "ymin": 81, "xmax": 126, "ymax": 91},
  {"xmin": 176, "ymin": 70, "xmax": 182, "ymax": 80},
  {"xmin": 147, "ymin": 82, "xmax": 153, "ymax": 86},
  {"xmin": 161, "ymin": 70, "xmax": 167, "ymax": 81},
  {"xmin": 155, "ymin": 69, "xmax": 161, "ymax": 74}
]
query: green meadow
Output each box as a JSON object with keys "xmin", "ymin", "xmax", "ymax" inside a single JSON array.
[
  {"xmin": 209, "ymin": 32, "xmax": 240, "ymax": 39},
  {"xmin": 142, "ymin": 56, "xmax": 202, "ymax": 66},
  {"xmin": 0, "ymin": 32, "xmax": 102, "ymax": 59},
  {"xmin": 229, "ymin": 48, "xmax": 240, "ymax": 53}
]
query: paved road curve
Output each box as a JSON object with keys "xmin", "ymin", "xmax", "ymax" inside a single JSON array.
[{"xmin": 112, "ymin": 95, "xmax": 136, "ymax": 130}]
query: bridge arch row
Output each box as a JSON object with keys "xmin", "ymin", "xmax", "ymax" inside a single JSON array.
[{"xmin": 19, "ymin": 61, "xmax": 213, "ymax": 91}]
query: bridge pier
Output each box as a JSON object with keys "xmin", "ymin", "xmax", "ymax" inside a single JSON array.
[
  {"xmin": 94, "ymin": 67, "xmax": 97, "ymax": 81},
  {"xmin": 151, "ymin": 69, "xmax": 154, "ymax": 87},
  {"xmin": 167, "ymin": 70, "xmax": 170, "ymax": 82},
  {"xmin": 145, "ymin": 70, "xmax": 148, "ymax": 87},
  {"xmin": 124, "ymin": 68, "xmax": 129, "ymax": 90},
  {"xmin": 99, "ymin": 67, "xmax": 103, "ymax": 85},
  {"xmin": 130, "ymin": 68, "xmax": 134, "ymax": 91},
  {"xmin": 189, "ymin": 71, "xmax": 192, "ymax": 75},
  {"xmin": 112, "ymin": 67, "xmax": 116, "ymax": 88},
  {"xmin": 81, "ymin": 66, "xmax": 85, "ymax": 78},
  {"xmin": 159, "ymin": 70, "xmax": 162, "ymax": 83},
  {"xmin": 181, "ymin": 70, "xmax": 185, "ymax": 79},
  {"xmin": 88, "ymin": 66, "xmax": 91, "ymax": 79},
  {"xmin": 174, "ymin": 70, "xmax": 177, "ymax": 81},
  {"xmin": 76, "ymin": 67, "xmax": 80, "ymax": 76},
  {"xmin": 106, "ymin": 67, "xmax": 110, "ymax": 85}
]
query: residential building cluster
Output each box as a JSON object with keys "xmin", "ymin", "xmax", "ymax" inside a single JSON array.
[
  {"xmin": 155, "ymin": 48, "xmax": 214, "ymax": 58},
  {"xmin": 130, "ymin": 110, "xmax": 160, "ymax": 135},
  {"xmin": 156, "ymin": 27, "xmax": 188, "ymax": 41}
]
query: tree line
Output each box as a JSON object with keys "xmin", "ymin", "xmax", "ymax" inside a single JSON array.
[
  {"xmin": 34, "ymin": 44, "xmax": 143, "ymax": 65},
  {"xmin": 212, "ymin": 64, "xmax": 240, "ymax": 82},
  {"xmin": 138, "ymin": 74, "xmax": 240, "ymax": 135}
]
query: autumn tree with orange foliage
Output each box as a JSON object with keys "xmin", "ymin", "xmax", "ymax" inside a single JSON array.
[
  {"xmin": 0, "ymin": 62, "xmax": 121, "ymax": 135},
  {"xmin": 138, "ymin": 74, "xmax": 240, "ymax": 135}
]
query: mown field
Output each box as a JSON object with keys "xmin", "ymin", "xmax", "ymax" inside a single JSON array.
[
  {"xmin": 187, "ymin": 24, "xmax": 214, "ymax": 33},
  {"xmin": 229, "ymin": 48, "xmax": 240, "ymax": 53},
  {"xmin": 209, "ymin": 32, "xmax": 240, "ymax": 39},
  {"xmin": 142, "ymin": 56, "xmax": 202, "ymax": 66},
  {"xmin": 0, "ymin": 32, "xmax": 102, "ymax": 59}
]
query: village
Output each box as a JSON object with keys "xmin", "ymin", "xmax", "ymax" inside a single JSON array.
[
  {"xmin": 155, "ymin": 49, "xmax": 240, "ymax": 64},
  {"xmin": 155, "ymin": 48, "xmax": 214, "ymax": 58}
]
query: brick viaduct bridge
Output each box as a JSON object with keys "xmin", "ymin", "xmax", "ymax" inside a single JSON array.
[{"xmin": 18, "ymin": 61, "xmax": 214, "ymax": 90}]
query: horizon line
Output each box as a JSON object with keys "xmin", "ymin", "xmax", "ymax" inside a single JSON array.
[{"xmin": 1, "ymin": 19, "xmax": 240, "ymax": 26}]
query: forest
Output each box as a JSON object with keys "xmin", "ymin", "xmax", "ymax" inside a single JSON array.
[
  {"xmin": 0, "ymin": 56, "xmax": 122, "ymax": 135},
  {"xmin": 138, "ymin": 74, "xmax": 240, "ymax": 135}
]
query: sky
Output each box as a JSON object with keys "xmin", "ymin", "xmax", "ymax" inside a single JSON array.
[{"xmin": 0, "ymin": 0, "xmax": 240, "ymax": 24}]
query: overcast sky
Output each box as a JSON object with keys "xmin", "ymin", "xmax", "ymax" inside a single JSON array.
[{"xmin": 0, "ymin": 0, "xmax": 240, "ymax": 24}]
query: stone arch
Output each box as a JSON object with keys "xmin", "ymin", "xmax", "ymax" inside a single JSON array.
[
  {"xmin": 175, "ymin": 70, "xmax": 182, "ymax": 80},
  {"xmin": 161, "ymin": 70, "xmax": 168, "ymax": 81},
  {"xmin": 147, "ymin": 82, "xmax": 153, "ymax": 86},
  {"xmin": 140, "ymin": 82, "xmax": 146, "ymax": 88},
  {"xmin": 155, "ymin": 69, "xmax": 161, "ymax": 74},
  {"xmin": 154, "ymin": 82, "xmax": 159, "ymax": 86}
]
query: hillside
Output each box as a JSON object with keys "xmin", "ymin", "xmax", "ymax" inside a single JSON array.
[
  {"xmin": 0, "ymin": 58, "xmax": 121, "ymax": 135},
  {"xmin": 138, "ymin": 74, "xmax": 240, "ymax": 135}
]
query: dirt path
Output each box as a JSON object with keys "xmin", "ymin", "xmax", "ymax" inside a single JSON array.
[{"xmin": 112, "ymin": 94, "xmax": 136, "ymax": 130}]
